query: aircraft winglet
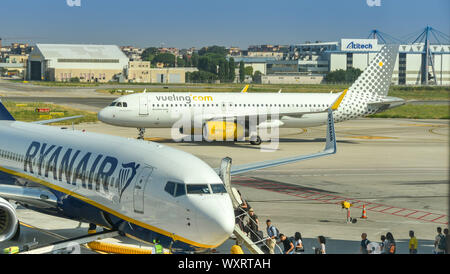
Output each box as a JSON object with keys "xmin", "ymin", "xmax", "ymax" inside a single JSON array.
[{"xmin": 226, "ymin": 108, "xmax": 336, "ymax": 175}]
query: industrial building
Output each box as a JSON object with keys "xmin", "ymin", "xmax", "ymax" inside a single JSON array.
[
  {"xmin": 127, "ymin": 61, "xmax": 198, "ymax": 83},
  {"xmin": 233, "ymin": 27, "xmax": 450, "ymax": 85},
  {"xmin": 27, "ymin": 44, "xmax": 129, "ymax": 82}
]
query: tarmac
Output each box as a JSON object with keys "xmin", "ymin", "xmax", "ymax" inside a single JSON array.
[{"xmin": 0, "ymin": 79, "xmax": 449, "ymax": 254}]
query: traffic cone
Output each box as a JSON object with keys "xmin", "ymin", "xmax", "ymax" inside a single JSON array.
[{"xmin": 361, "ymin": 204, "xmax": 368, "ymax": 219}]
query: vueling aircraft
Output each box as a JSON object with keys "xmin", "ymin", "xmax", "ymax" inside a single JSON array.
[
  {"xmin": 98, "ymin": 44, "xmax": 404, "ymax": 145},
  {"xmin": 0, "ymin": 98, "xmax": 337, "ymax": 252}
]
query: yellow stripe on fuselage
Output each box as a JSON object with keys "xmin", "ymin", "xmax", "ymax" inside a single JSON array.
[
  {"xmin": 0, "ymin": 165, "xmax": 216, "ymax": 249},
  {"xmin": 331, "ymin": 89, "xmax": 347, "ymax": 110}
]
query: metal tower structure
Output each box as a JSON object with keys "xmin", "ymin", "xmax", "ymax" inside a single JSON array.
[
  {"xmin": 411, "ymin": 26, "xmax": 450, "ymax": 85},
  {"xmin": 368, "ymin": 29, "xmax": 403, "ymax": 44}
]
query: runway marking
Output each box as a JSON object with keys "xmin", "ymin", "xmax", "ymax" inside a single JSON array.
[{"xmin": 232, "ymin": 175, "xmax": 448, "ymax": 225}]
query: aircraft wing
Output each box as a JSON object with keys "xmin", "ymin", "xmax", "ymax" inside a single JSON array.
[
  {"xmin": 0, "ymin": 184, "xmax": 58, "ymax": 210},
  {"xmin": 214, "ymin": 108, "xmax": 336, "ymax": 175},
  {"xmin": 31, "ymin": 115, "xmax": 83, "ymax": 125}
]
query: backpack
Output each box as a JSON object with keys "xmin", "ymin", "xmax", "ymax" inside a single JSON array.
[
  {"xmin": 437, "ymin": 235, "xmax": 447, "ymax": 250},
  {"xmin": 274, "ymin": 226, "xmax": 280, "ymax": 239},
  {"xmin": 387, "ymin": 241, "xmax": 396, "ymax": 254}
]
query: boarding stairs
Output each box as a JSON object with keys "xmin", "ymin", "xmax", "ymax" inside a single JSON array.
[{"xmin": 219, "ymin": 157, "xmax": 283, "ymax": 254}]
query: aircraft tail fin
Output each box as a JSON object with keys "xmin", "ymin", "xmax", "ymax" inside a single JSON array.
[
  {"xmin": 0, "ymin": 99, "xmax": 15, "ymax": 121},
  {"xmin": 347, "ymin": 44, "xmax": 399, "ymax": 97}
]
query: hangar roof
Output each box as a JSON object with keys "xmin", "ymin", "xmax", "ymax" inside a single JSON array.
[{"xmin": 34, "ymin": 44, "xmax": 128, "ymax": 60}]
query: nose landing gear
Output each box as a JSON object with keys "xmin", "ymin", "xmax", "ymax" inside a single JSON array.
[{"xmin": 137, "ymin": 128, "xmax": 145, "ymax": 140}]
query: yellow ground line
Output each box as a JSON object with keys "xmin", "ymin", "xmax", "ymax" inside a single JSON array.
[
  {"xmin": 398, "ymin": 124, "xmax": 448, "ymax": 127},
  {"xmin": 348, "ymin": 136, "xmax": 397, "ymax": 140}
]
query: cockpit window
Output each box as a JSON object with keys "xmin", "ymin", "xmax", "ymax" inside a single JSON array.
[
  {"xmin": 165, "ymin": 181, "xmax": 186, "ymax": 197},
  {"xmin": 109, "ymin": 102, "xmax": 117, "ymax": 106},
  {"xmin": 116, "ymin": 102, "xmax": 122, "ymax": 107},
  {"xmin": 175, "ymin": 183, "xmax": 186, "ymax": 197},
  {"xmin": 122, "ymin": 102, "xmax": 128, "ymax": 107},
  {"xmin": 164, "ymin": 182, "xmax": 175, "ymax": 196},
  {"xmin": 186, "ymin": 184, "xmax": 210, "ymax": 194},
  {"xmin": 211, "ymin": 184, "xmax": 227, "ymax": 194}
]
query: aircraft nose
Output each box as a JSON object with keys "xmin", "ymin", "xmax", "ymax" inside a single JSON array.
[
  {"xmin": 196, "ymin": 195, "xmax": 235, "ymax": 246},
  {"xmin": 211, "ymin": 202, "xmax": 235, "ymax": 236},
  {"xmin": 97, "ymin": 108, "xmax": 110, "ymax": 123}
]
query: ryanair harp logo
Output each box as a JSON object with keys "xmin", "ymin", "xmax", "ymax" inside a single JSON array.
[{"xmin": 118, "ymin": 162, "xmax": 141, "ymax": 201}]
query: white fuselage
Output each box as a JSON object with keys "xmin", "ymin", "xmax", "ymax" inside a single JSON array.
[
  {"xmin": 98, "ymin": 92, "xmax": 348, "ymax": 129},
  {"xmin": 98, "ymin": 91, "xmax": 391, "ymax": 133},
  {"xmin": 0, "ymin": 121, "xmax": 235, "ymax": 250}
]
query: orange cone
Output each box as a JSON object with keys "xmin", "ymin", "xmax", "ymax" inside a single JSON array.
[{"xmin": 361, "ymin": 204, "xmax": 368, "ymax": 219}]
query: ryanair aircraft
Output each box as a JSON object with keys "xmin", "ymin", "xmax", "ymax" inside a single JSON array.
[
  {"xmin": 98, "ymin": 45, "xmax": 404, "ymax": 144},
  {"xmin": 0, "ymin": 99, "xmax": 336, "ymax": 252}
]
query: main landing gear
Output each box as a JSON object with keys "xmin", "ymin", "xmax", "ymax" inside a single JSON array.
[{"xmin": 249, "ymin": 135, "xmax": 262, "ymax": 145}]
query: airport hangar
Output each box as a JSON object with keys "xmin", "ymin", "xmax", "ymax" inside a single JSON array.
[
  {"xmin": 27, "ymin": 44, "xmax": 129, "ymax": 82},
  {"xmin": 26, "ymin": 44, "xmax": 198, "ymax": 84}
]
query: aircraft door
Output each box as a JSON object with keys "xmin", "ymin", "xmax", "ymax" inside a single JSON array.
[
  {"xmin": 133, "ymin": 166, "xmax": 153, "ymax": 214},
  {"xmin": 139, "ymin": 95, "xmax": 149, "ymax": 116}
]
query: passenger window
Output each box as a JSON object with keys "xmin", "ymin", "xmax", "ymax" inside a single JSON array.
[
  {"xmin": 164, "ymin": 182, "xmax": 176, "ymax": 196},
  {"xmin": 175, "ymin": 183, "xmax": 186, "ymax": 197}
]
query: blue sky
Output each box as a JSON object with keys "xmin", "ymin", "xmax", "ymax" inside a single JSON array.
[{"xmin": 1, "ymin": 0, "xmax": 449, "ymax": 48}]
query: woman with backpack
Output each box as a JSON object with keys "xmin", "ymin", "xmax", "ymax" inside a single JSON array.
[
  {"xmin": 385, "ymin": 232, "xmax": 396, "ymax": 254},
  {"xmin": 294, "ymin": 232, "xmax": 304, "ymax": 254}
]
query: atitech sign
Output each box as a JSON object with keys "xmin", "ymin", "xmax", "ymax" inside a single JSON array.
[{"xmin": 341, "ymin": 39, "xmax": 378, "ymax": 52}]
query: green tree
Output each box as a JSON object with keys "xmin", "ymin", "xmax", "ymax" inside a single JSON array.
[
  {"xmin": 239, "ymin": 61, "xmax": 245, "ymax": 83},
  {"xmin": 325, "ymin": 68, "xmax": 362, "ymax": 83},
  {"xmin": 186, "ymin": 71, "xmax": 218, "ymax": 83},
  {"xmin": 176, "ymin": 57, "xmax": 186, "ymax": 67},
  {"xmin": 252, "ymin": 70, "xmax": 262, "ymax": 83},
  {"xmin": 198, "ymin": 45, "xmax": 228, "ymax": 57},
  {"xmin": 141, "ymin": 47, "xmax": 159, "ymax": 62},
  {"xmin": 191, "ymin": 53, "xmax": 199, "ymax": 67},
  {"xmin": 244, "ymin": 66, "xmax": 253, "ymax": 77},
  {"xmin": 228, "ymin": 58, "xmax": 236, "ymax": 82},
  {"xmin": 152, "ymin": 53, "xmax": 176, "ymax": 67}
]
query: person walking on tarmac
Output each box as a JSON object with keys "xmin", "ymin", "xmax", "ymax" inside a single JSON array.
[
  {"xmin": 434, "ymin": 227, "xmax": 446, "ymax": 254},
  {"xmin": 409, "ymin": 230, "xmax": 418, "ymax": 254},
  {"xmin": 294, "ymin": 232, "xmax": 304, "ymax": 254},
  {"xmin": 360, "ymin": 233, "xmax": 370, "ymax": 254},
  {"xmin": 278, "ymin": 234, "xmax": 294, "ymax": 254},
  {"xmin": 385, "ymin": 232, "xmax": 396, "ymax": 254},
  {"xmin": 265, "ymin": 220, "xmax": 279, "ymax": 254},
  {"xmin": 153, "ymin": 238, "xmax": 163, "ymax": 254}
]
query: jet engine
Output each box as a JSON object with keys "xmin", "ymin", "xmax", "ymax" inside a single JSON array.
[
  {"xmin": 203, "ymin": 121, "xmax": 244, "ymax": 141},
  {"xmin": 179, "ymin": 121, "xmax": 245, "ymax": 141},
  {"xmin": 0, "ymin": 197, "xmax": 19, "ymax": 242}
]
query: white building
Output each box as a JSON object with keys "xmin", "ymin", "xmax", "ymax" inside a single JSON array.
[
  {"xmin": 27, "ymin": 44, "xmax": 129, "ymax": 82},
  {"xmin": 327, "ymin": 39, "xmax": 450, "ymax": 85}
]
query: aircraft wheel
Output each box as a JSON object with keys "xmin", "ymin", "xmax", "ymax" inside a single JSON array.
[{"xmin": 250, "ymin": 136, "xmax": 262, "ymax": 145}]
